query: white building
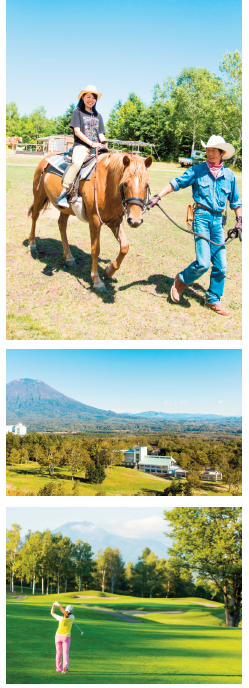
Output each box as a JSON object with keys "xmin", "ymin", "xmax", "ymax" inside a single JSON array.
[
  {"xmin": 122, "ymin": 446, "xmax": 178, "ymax": 475},
  {"xmin": 200, "ymin": 469, "xmax": 222, "ymax": 482},
  {"xmin": 6, "ymin": 423, "xmax": 27, "ymax": 436}
]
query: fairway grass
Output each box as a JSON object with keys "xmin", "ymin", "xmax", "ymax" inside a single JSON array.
[
  {"xmin": 6, "ymin": 163, "xmax": 241, "ymax": 340},
  {"xmin": 6, "ymin": 462, "xmax": 237, "ymax": 496},
  {"xmin": 6, "ymin": 592, "xmax": 242, "ymax": 684}
]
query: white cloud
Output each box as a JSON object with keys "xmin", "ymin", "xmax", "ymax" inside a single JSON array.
[
  {"xmin": 218, "ymin": 400, "xmax": 225, "ymax": 404},
  {"xmin": 105, "ymin": 516, "xmax": 169, "ymax": 539},
  {"xmin": 180, "ymin": 400, "xmax": 186, "ymax": 404}
]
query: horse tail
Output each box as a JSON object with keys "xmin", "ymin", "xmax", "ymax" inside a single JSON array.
[{"xmin": 27, "ymin": 197, "xmax": 50, "ymax": 217}]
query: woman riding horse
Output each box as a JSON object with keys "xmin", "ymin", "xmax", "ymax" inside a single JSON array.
[
  {"xmin": 149, "ymin": 135, "xmax": 242, "ymax": 318},
  {"xmin": 55, "ymin": 85, "xmax": 108, "ymax": 209}
]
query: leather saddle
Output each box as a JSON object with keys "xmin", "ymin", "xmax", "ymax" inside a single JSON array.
[{"xmin": 45, "ymin": 147, "xmax": 108, "ymax": 182}]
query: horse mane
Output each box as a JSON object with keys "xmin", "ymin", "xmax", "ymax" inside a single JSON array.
[{"xmin": 103, "ymin": 152, "xmax": 149, "ymax": 196}]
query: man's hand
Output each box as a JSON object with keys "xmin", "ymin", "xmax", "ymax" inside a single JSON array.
[
  {"xmin": 147, "ymin": 194, "xmax": 161, "ymax": 209},
  {"xmin": 235, "ymin": 217, "xmax": 242, "ymax": 231}
]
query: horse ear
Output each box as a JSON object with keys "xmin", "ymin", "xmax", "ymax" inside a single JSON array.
[
  {"xmin": 144, "ymin": 156, "xmax": 153, "ymax": 168},
  {"xmin": 123, "ymin": 155, "xmax": 130, "ymax": 167}
]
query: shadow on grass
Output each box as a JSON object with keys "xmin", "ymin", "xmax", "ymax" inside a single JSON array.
[
  {"xmin": 119, "ymin": 274, "xmax": 206, "ymax": 308},
  {"xmin": 23, "ymin": 238, "xmax": 207, "ymax": 309},
  {"xmin": 23, "ymin": 237, "xmax": 118, "ymax": 304}
]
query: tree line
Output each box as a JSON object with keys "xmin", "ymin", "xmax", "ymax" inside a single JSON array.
[
  {"xmin": 6, "ymin": 51, "xmax": 241, "ymax": 167},
  {"xmin": 6, "ymin": 432, "xmax": 242, "ymax": 495},
  {"xmin": 6, "ymin": 508, "xmax": 242, "ymax": 626}
]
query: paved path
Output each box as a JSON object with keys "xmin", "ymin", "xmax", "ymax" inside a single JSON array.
[
  {"xmin": 120, "ymin": 610, "xmax": 187, "ymax": 616},
  {"xmin": 75, "ymin": 596, "xmax": 119, "ymax": 600},
  {"xmin": 85, "ymin": 606, "xmax": 142, "ymax": 623}
]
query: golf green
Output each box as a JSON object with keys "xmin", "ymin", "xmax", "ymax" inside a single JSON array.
[{"xmin": 6, "ymin": 593, "xmax": 242, "ymax": 684}]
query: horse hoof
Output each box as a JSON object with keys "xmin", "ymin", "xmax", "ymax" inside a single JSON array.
[
  {"xmin": 66, "ymin": 259, "xmax": 76, "ymax": 267},
  {"xmin": 94, "ymin": 283, "xmax": 107, "ymax": 292},
  {"xmin": 104, "ymin": 263, "xmax": 113, "ymax": 278},
  {"xmin": 29, "ymin": 244, "xmax": 37, "ymax": 252}
]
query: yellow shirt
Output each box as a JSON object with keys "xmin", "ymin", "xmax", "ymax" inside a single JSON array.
[{"xmin": 52, "ymin": 612, "xmax": 74, "ymax": 637}]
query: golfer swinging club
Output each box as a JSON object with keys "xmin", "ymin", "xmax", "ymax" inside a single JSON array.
[
  {"xmin": 149, "ymin": 135, "xmax": 242, "ymax": 317},
  {"xmin": 51, "ymin": 601, "xmax": 83, "ymax": 673}
]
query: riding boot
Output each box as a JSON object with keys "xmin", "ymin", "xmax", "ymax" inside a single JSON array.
[
  {"xmin": 170, "ymin": 273, "xmax": 187, "ymax": 303},
  {"xmin": 55, "ymin": 190, "xmax": 70, "ymax": 208},
  {"xmin": 204, "ymin": 302, "xmax": 231, "ymax": 317}
]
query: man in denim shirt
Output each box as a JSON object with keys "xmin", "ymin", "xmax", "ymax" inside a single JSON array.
[{"xmin": 149, "ymin": 136, "xmax": 242, "ymax": 317}]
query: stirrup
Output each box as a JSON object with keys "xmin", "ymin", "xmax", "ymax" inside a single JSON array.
[{"xmin": 55, "ymin": 192, "xmax": 70, "ymax": 208}]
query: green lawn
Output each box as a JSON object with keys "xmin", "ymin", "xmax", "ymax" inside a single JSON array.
[
  {"xmin": 6, "ymin": 159, "xmax": 242, "ymax": 340},
  {"xmin": 6, "ymin": 592, "xmax": 242, "ymax": 684},
  {"xmin": 6, "ymin": 462, "xmax": 237, "ymax": 496}
]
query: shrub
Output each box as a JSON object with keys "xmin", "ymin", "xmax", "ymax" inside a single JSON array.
[
  {"xmin": 85, "ymin": 463, "xmax": 106, "ymax": 484},
  {"xmin": 37, "ymin": 481, "xmax": 66, "ymax": 496}
]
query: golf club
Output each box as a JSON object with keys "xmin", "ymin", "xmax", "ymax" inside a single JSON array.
[{"xmin": 72, "ymin": 620, "xmax": 84, "ymax": 636}]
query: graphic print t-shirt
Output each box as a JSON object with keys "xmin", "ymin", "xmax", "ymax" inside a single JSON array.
[{"xmin": 70, "ymin": 108, "xmax": 105, "ymax": 147}]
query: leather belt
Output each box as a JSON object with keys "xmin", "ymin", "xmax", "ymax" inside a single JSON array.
[{"xmin": 195, "ymin": 203, "xmax": 222, "ymax": 215}]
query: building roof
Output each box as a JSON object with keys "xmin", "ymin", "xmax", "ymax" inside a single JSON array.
[
  {"xmin": 124, "ymin": 450, "xmax": 134, "ymax": 454},
  {"xmin": 139, "ymin": 456, "xmax": 175, "ymax": 466}
]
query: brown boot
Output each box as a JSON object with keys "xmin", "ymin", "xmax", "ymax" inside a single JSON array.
[
  {"xmin": 170, "ymin": 274, "xmax": 187, "ymax": 303},
  {"xmin": 204, "ymin": 302, "xmax": 231, "ymax": 317}
]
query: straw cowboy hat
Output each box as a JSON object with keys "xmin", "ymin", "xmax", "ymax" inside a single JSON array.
[
  {"xmin": 201, "ymin": 135, "xmax": 235, "ymax": 160},
  {"xmin": 78, "ymin": 85, "xmax": 102, "ymax": 101}
]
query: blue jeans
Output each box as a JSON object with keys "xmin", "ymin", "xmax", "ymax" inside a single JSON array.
[{"xmin": 179, "ymin": 208, "xmax": 227, "ymax": 304}]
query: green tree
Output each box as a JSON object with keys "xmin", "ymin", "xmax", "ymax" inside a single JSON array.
[
  {"xmin": 104, "ymin": 548, "xmax": 125, "ymax": 594},
  {"xmin": 56, "ymin": 103, "xmax": 75, "ymax": 134},
  {"xmin": 164, "ymin": 507, "xmax": 242, "ymax": 627},
  {"xmin": 8, "ymin": 448, "xmax": 21, "ymax": 468},
  {"xmin": 6, "ymin": 102, "xmax": 20, "ymax": 137},
  {"xmin": 74, "ymin": 540, "xmax": 95, "ymax": 591},
  {"xmin": 217, "ymin": 51, "xmax": 242, "ymax": 167},
  {"xmin": 61, "ymin": 438, "xmax": 88, "ymax": 480},
  {"xmin": 94, "ymin": 549, "xmax": 109, "ymax": 592},
  {"xmin": 6, "ymin": 524, "xmax": 22, "ymax": 593},
  {"xmin": 85, "ymin": 462, "xmax": 106, "ymax": 484},
  {"xmin": 21, "ymin": 531, "xmax": 43, "ymax": 594}
]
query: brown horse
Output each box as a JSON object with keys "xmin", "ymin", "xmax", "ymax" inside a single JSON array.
[{"xmin": 28, "ymin": 152, "xmax": 152, "ymax": 290}]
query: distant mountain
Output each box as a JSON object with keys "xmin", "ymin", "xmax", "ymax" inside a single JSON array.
[
  {"xmin": 6, "ymin": 378, "xmax": 242, "ymax": 435},
  {"xmin": 51, "ymin": 521, "xmax": 169, "ymax": 564}
]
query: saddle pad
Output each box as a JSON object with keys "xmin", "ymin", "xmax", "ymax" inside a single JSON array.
[{"xmin": 45, "ymin": 152, "xmax": 107, "ymax": 181}]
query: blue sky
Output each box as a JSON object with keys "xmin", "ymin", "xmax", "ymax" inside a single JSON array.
[
  {"xmin": 6, "ymin": 349, "xmax": 242, "ymax": 415},
  {"xmin": 6, "ymin": 506, "xmax": 171, "ymax": 542},
  {"xmin": 6, "ymin": 0, "xmax": 241, "ymax": 122}
]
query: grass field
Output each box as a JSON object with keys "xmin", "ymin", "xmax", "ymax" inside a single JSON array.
[
  {"xmin": 6, "ymin": 462, "xmax": 240, "ymax": 496},
  {"xmin": 6, "ymin": 156, "xmax": 242, "ymax": 340},
  {"xmin": 6, "ymin": 591, "xmax": 242, "ymax": 684}
]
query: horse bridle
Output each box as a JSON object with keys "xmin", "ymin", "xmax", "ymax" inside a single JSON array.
[{"xmin": 119, "ymin": 181, "xmax": 151, "ymax": 215}]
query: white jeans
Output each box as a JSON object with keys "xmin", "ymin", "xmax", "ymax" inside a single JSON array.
[{"xmin": 63, "ymin": 144, "xmax": 90, "ymax": 188}]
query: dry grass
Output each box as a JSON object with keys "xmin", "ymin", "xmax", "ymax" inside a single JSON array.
[{"xmin": 6, "ymin": 163, "xmax": 242, "ymax": 340}]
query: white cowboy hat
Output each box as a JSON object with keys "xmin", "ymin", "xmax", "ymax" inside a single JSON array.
[
  {"xmin": 201, "ymin": 135, "xmax": 235, "ymax": 160},
  {"xmin": 78, "ymin": 85, "xmax": 102, "ymax": 101}
]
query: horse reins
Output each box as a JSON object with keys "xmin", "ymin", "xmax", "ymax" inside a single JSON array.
[{"xmin": 94, "ymin": 147, "xmax": 104, "ymax": 225}]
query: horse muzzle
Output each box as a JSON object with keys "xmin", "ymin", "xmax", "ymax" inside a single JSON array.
[{"xmin": 127, "ymin": 216, "xmax": 143, "ymax": 228}]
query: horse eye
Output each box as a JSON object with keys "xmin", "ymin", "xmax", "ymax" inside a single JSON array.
[{"xmin": 123, "ymin": 182, "xmax": 127, "ymax": 187}]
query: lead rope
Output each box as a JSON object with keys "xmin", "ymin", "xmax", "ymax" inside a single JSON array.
[{"xmin": 149, "ymin": 201, "xmax": 240, "ymax": 248}]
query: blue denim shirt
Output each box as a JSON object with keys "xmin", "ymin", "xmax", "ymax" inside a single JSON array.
[{"xmin": 169, "ymin": 162, "xmax": 242, "ymax": 213}]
